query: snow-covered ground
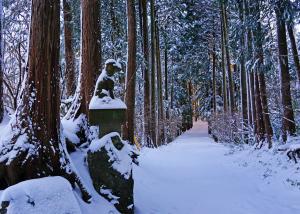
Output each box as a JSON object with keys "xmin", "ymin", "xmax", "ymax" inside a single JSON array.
[
  {"xmin": 134, "ymin": 121, "xmax": 300, "ymax": 214},
  {"xmin": 1, "ymin": 118, "xmax": 300, "ymax": 213}
]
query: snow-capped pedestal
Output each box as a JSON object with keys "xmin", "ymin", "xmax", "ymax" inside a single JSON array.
[
  {"xmin": 88, "ymin": 59, "xmax": 126, "ymax": 138},
  {"xmin": 87, "ymin": 133, "xmax": 135, "ymax": 214},
  {"xmin": 89, "ymin": 96, "xmax": 126, "ymax": 138}
]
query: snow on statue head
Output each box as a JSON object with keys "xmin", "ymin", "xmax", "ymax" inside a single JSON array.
[{"xmin": 94, "ymin": 59, "xmax": 122, "ymax": 99}]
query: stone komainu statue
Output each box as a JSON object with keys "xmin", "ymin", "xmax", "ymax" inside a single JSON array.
[{"xmin": 95, "ymin": 59, "xmax": 122, "ymax": 99}]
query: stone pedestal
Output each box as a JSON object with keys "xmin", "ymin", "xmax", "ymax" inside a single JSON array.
[
  {"xmin": 89, "ymin": 108, "xmax": 126, "ymax": 138},
  {"xmin": 89, "ymin": 96, "xmax": 126, "ymax": 138}
]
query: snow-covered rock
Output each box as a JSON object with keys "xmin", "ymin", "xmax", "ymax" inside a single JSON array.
[
  {"xmin": 0, "ymin": 176, "xmax": 81, "ymax": 214},
  {"xmin": 88, "ymin": 133, "xmax": 135, "ymax": 214}
]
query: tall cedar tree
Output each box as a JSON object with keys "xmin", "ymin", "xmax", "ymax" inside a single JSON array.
[
  {"xmin": 0, "ymin": 0, "xmax": 3, "ymax": 122},
  {"xmin": 220, "ymin": 8, "xmax": 227, "ymax": 113},
  {"xmin": 150, "ymin": 0, "xmax": 157, "ymax": 146},
  {"xmin": 155, "ymin": 23, "xmax": 165, "ymax": 145},
  {"xmin": 252, "ymin": 0, "xmax": 273, "ymax": 147},
  {"xmin": 124, "ymin": 0, "xmax": 137, "ymax": 143},
  {"xmin": 63, "ymin": 0, "xmax": 76, "ymax": 97},
  {"xmin": 0, "ymin": 0, "xmax": 90, "ymax": 201},
  {"xmin": 237, "ymin": 0, "xmax": 248, "ymax": 142},
  {"xmin": 139, "ymin": 0, "xmax": 151, "ymax": 146},
  {"xmin": 245, "ymin": 0, "xmax": 257, "ymax": 134},
  {"xmin": 275, "ymin": 1, "xmax": 296, "ymax": 141},
  {"xmin": 287, "ymin": 22, "xmax": 300, "ymax": 84},
  {"xmin": 81, "ymin": 0, "xmax": 101, "ymax": 117},
  {"xmin": 164, "ymin": 35, "xmax": 169, "ymax": 120},
  {"xmin": 221, "ymin": 1, "xmax": 235, "ymax": 113}
]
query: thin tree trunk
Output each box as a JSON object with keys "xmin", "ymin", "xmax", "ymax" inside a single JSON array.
[
  {"xmin": 0, "ymin": 0, "xmax": 3, "ymax": 122},
  {"xmin": 155, "ymin": 23, "xmax": 165, "ymax": 146},
  {"xmin": 220, "ymin": 7, "xmax": 227, "ymax": 113},
  {"xmin": 109, "ymin": 0, "xmax": 116, "ymax": 58},
  {"xmin": 170, "ymin": 71, "xmax": 174, "ymax": 110},
  {"xmin": 164, "ymin": 37, "xmax": 169, "ymax": 119},
  {"xmin": 124, "ymin": 0, "xmax": 137, "ymax": 144},
  {"xmin": 252, "ymin": 0, "xmax": 273, "ymax": 147},
  {"xmin": 287, "ymin": 23, "xmax": 300, "ymax": 84},
  {"xmin": 258, "ymin": 73, "xmax": 273, "ymax": 147},
  {"xmin": 63, "ymin": 0, "xmax": 76, "ymax": 97},
  {"xmin": 250, "ymin": 72, "xmax": 257, "ymax": 135},
  {"xmin": 254, "ymin": 73, "xmax": 265, "ymax": 142},
  {"xmin": 237, "ymin": 0, "xmax": 248, "ymax": 142},
  {"xmin": 221, "ymin": 1, "xmax": 235, "ymax": 113},
  {"xmin": 275, "ymin": 2, "xmax": 296, "ymax": 141},
  {"xmin": 245, "ymin": 0, "xmax": 255, "ymax": 131},
  {"xmin": 212, "ymin": 44, "xmax": 217, "ymax": 114},
  {"xmin": 139, "ymin": 0, "xmax": 151, "ymax": 146},
  {"xmin": 150, "ymin": 0, "xmax": 157, "ymax": 147},
  {"xmin": 247, "ymin": 71, "xmax": 253, "ymax": 126}
]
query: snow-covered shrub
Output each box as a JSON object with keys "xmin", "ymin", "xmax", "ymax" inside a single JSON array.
[{"xmin": 209, "ymin": 113, "xmax": 254, "ymax": 144}]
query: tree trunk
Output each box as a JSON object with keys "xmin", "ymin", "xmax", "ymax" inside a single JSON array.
[
  {"xmin": 139, "ymin": 0, "xmax": 151, "ymax": 146},
  {"xmin": 220, "ymin": 8, "xmax": 227, "ymax": 113},
  {"xmin": 212, "ymin": 43, "xmax": 217, "ymax": 114},
  {"xmin": 254, "ymin": 73, "xmax": 265, "ymax": 142},
  {"xmin": 245, "ymin": 0, "xmax": 255, "ymax": 132},
  {"xmin": 221, "ymin": 1, "xmax": 235, "ymax": 113},
  {"xmin": 275, "ymin": 2, "xmax": 296, "ymax": 141},
  {"xmin": 250, "ymin": 72, "xmax": 257, "ymax": 135},
  {"xmin": 287, "ymin": 23, "xmax": 300, "ymax": 84},
  {"xmin": 164, "ymin": 37, "xmax": 169, "ymax": 119},
  {"xmin": 155, "ymin": 23, "xmax": 165, "ymax": 146},
  {"xmin": 0, "ymin": 0, "xmax": 90, "ymax": 202},
  {"xmin": 81, "ymin": 0, "xmax": 101, "ymax": 117},
  {"xmin": 63, "ymin": 0, "xmax": 76, "ymax": 97},
  {"xmin": 237, "ymin": 0, "xmax": 248, "ymax": 142},
  {"xmin": 252, "ymin": 0, "xmax": 273, "ymax": 147},
  {"xmin": 246, "ymin": 71, "xmax": 252, "ymax": 126},
  {"xmin": 124, "ymin": 0, "xmax": 137, "ymax": 144},
  {"xmin": 150, "ymin": 0, "xmax": 157, "ymax": 147},
  {"xmin": 0, "ymin": 0, "xmax": 3, "ymax": 122},
  {"xmin": 258, "ymin": 73, "xmax": 273, "ymax": 147}
]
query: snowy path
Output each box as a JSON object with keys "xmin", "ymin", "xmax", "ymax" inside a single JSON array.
[{"xmin": 134, "ymin": 121, "xmax": 300, "ymax": 214}]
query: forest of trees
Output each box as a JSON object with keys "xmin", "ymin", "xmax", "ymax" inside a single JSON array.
[{"xmin": 0, "ymin": 0, "xmax": 298, "ymax": 205}]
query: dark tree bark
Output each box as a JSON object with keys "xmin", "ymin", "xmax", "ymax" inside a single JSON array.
[
  {"xmin": 139, "ymin": 0, "xmax": 151, "ymax": 146},
  {"xmin": 275, "ymin": 1, "xmax": 296, "ymax": 141},
  {"xmin": 155, "ymin": 23, "xmax": 165, "ymax": 146},
  {"xmin": 249, "ymin": 72, "xmax": 257, "ymax": 134},
  {"xmin": 221, "ymin": 1, "xmax": 235, "ymax": 113},
  {"xmin": 245, "ymin": 0, "xmax": 256, "ymax": 131},
  {"xmin": 0, "ymin": 0, "xmax": 3, "ymax": 122},
  {"xmin": 81, "ymin": 0, "xmax": 101, "ymax": 117},
  {"xmin": 254, "ymin": 73, "xmax": 265, "ymax": 142},
  {"xmin": 0, "ymin": 0, "xmax": 90, "ymax": 201},
  {"xmin": 252, "ymin": 0, "xmax": 273, "ymax": 147},
  {"xmin": 150, "ymin": 0, "xmax": 157, "ymax": 146},
  {"xmin": 287, "ymin": 23, "xmax": 300, "ymax": 84},
  {"xmin": 220, "ymin": 8, "xmax": 227, "ymax": 113},
  {"xmin": 124, "ymin": 0, "xmax": 137, "ymax": 144},
  {"xmin": 63, "ymin": 0, "xmax": 76, "ymax": 97},
  {"xmin": 164, "ymin": 36, "xmax": 169, "ymax": 120},
  {"xmin": 212, "ymin": 43, "xmax": 217, "ymax": 114},
  {"xmin": 246, "ymin": 71, "xmax": 253, "ymax": 126},
  {"xmin": 237, "ymin": 0, "xmax": 248, "ymax": 142}
]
